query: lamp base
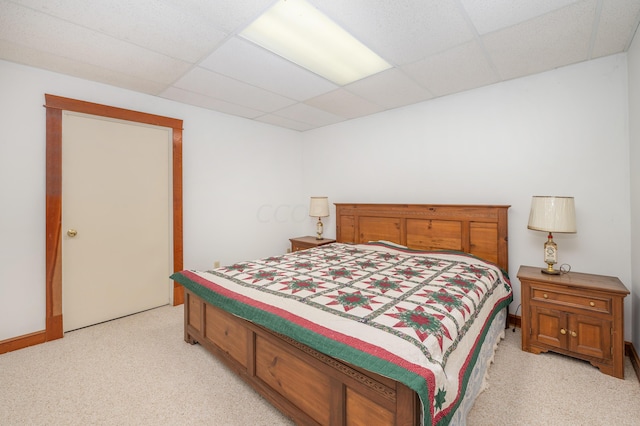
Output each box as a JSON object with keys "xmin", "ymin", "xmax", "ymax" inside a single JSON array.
[
  {"xmin": 315, "ymin": 217, "xmax": 324, "ymax": 240},
  {"xmin": 542, "ymin": 262, "xmax": 561, "ymax": 275}
]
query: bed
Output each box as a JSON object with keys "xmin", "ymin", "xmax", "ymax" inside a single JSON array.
[{"xmin": 171, "ymin": 203, "xmax": 511, "ymax": 425}]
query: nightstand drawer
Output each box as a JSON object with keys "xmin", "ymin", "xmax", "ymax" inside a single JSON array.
[
  {"xmin": 531, "ymin": 287, "xmax": 610, "ymax": 313},
  {"xmin": 289, "ymin": 236, "xmax": 336, "ymax": 252}
]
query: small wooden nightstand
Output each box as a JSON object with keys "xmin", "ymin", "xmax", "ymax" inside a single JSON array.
[
  {"xmin": 517, "ymin": 265, "xmax": 629, "ymax": 379},
  {"xmin": 289, "ymin": 236, "xmax": 336, "ymax": 252}
]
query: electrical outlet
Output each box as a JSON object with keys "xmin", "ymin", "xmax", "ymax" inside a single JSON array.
[{"xmin": 213, "ymin": 261, "xmax": 220, "ymax": 268}]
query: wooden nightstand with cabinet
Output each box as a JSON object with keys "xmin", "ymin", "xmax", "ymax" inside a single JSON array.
[
  {"xmin": 289, "ymin": 236, "xmax": 335, "ymax": 252},
  {"xmin": 518, "ymin": 265, "xmax": 629, "ymax": 379}
]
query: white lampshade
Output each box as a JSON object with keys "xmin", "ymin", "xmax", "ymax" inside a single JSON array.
[
  {"xmin": 527, "ymin": 196, "xmax": 577, "ymax": 233},
  {"xmin": 309, "ymin": 197, "xmax": 329, "ymax": 218}
]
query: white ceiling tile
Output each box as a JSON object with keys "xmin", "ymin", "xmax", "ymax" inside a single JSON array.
[
  {"xmin": 482, "ymin": 1, "xmax": 596, "ymax": 81},
  {"xmin": 11, "ymin": 0, "xmax": 232, "ymax": 63},
  {"xmin": 309, "ymin": 0, "xmax": 476, "ymax": 66},
  {"xmin": 199, "ymin": 37, "xmax": 338, "ymax": 101},
  {"xmin": 255, "ymin": 114, "xmax": 316, "ymax": 132},
  {"xmin": 0, "ymin": 2, "xmax": 191, "ymax": 85},
  {"xmin": 591, "ymin": 0, "xmax": 640, "ymax": 58},
  {"xmin": 0, "ymin": 39, "xmax": 169, "ymax": 94},
  {"xmin": 305, "ymin": 89, "xmax": 386, "ymax": 119},
  {"xmin": 461, "ymin": 0, "xmax": 580, "ymax": 35},
  {"xmin": 163, "ymin": 0, "xmax": 276, "ymax": 33},
  {"xmin": 160, "ymin": 87, "xmax": 264, "ymax": 118},
  {"xmin": 402, "ymin": 40, "xmax": 500, "ymax": 97},
  {"xmin": 173, "ymin": 67, "xmax": 297, "ymax": 112},
  {"xmin": 345, "ymin": 68, "xmax": 434, "ymax": 109},
  {"xmin": 272, "ymin": 103, "xmax": 345, "ymax": 127}
]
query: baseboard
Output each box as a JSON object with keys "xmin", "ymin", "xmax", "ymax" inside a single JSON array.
[
  {"xmin": 0, "ymin": 330, "xmax": 46, "ymax": 355},
  {"xmin": 626, "ymin": 341, "xmax": 640, "ymax": 382}
]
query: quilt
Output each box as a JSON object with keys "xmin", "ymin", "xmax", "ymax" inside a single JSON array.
[{"xmin": 171, "ymin": 242, "xmax": 512, "ymax": 425}]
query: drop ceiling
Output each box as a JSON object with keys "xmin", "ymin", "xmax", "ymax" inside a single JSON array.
[{"xmin": 1, "ymin": 0, "xmax": 639, "ymax": 131}]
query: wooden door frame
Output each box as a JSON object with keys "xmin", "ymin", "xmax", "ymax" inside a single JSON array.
[{"xmin": 44, "ymin": 94, "xmax": 184, "ymax": 342}]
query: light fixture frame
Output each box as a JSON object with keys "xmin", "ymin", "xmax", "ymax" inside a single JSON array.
[{"xmin": 240, "ymin": 0, "xmax": 391, "ymax": 85}]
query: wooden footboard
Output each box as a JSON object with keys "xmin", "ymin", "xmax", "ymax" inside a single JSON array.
[{"xmin": 184, "ymin": 289, "xmax": 421, "ymax": 426}]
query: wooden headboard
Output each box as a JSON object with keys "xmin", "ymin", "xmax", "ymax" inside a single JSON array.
[{"xmin": 335, "ymin": 203, "xmax": 510, "ymax": 272}]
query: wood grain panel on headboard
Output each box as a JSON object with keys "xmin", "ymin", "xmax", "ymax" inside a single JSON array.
[{"xmin": 335, "ymin": 204, "xmax": 510, "ymax": 272}]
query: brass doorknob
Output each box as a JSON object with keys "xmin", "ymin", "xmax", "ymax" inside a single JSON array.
[
  {"xmin": 560, "ymin": 328, "xmax": 567, "ymax": 335},
  {"xmin": 67, "ymin": 229, "xmax": 78, "ymax": 237},
  {"xmin": 571, "ymin": 331, "xmax": 577, "ymax": 337}
]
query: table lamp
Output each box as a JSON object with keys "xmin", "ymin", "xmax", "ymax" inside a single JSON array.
[
  {"xmin": 309, "ymin": 197, "xmax": 329, "ymax": 240},
  {"xmin": 527, "ymin": 196, "xmax": 576, "ymax": 274}
]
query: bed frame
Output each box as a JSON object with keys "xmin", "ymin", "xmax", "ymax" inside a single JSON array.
[{"xmin": 184, "ymin": 204, "xmax": 510, "ymax": 425}]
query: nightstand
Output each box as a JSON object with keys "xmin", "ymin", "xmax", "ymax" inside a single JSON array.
[
  {"xmin": 517, "ymin": 265, "xmax": 629, "ymax": 379},
  {"xmin": 289, "ymin": 236, "xmax": 336, "ymax": 252}
]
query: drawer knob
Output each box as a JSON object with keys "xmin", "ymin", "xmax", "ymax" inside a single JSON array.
[
  {"xmin": 589, "ymin": 301, "xmax": 595, "ymax": 307},
  {"xmin": 543, "ymin": 293, "xmax": 548, "ymax": 299},
  {"xmin": 560, "ymin": 328, "xmax": 567, "ymax": 335}
]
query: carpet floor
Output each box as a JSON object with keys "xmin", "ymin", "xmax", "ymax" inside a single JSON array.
[{"xmin": 1, "ymin": 305, "xmax": 638, "ymax": 425}]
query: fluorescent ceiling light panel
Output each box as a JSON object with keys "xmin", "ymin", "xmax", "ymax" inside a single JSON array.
[{"xmin": 240, "ymin": 0, "xmax": 391, "ymax": 85}]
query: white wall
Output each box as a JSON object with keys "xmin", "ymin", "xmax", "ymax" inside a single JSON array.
[
  {"xmin": 628, "ymin": 30, "xmax": 640, "ymax": 351},
  {"xmin": 0, "ymin": 60, "xmax": 304, "ymax": 341},
  {"xmin": 303, "ymin": 54, "xmax": 633, "ymax": 340},
  {"xmin": 1, "ymin": 52, "xmax": 635, "ymax": 344}
]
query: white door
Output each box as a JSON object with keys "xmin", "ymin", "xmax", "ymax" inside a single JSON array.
[{"xmin": 61, "ymin": 112, "xmax": 172, "ymax": 332}]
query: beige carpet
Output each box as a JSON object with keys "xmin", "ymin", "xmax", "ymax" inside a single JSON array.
[{"xmin": 1, "ymin": 305, "xmax": 638, "ymax": 425}]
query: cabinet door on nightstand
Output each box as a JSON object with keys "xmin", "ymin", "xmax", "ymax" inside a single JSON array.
[
  {"xmin": 531, "ymin": 305, "xmax": 567, "ymax": 350},
  {"xmin": 569, "ymin": 314, "xmax": 611, "ymax": 361}
]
